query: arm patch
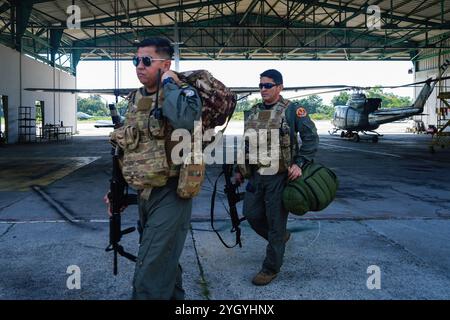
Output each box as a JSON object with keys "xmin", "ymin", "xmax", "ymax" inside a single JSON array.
[{"xmin": 296, "ymin": 107, "xmax": 307, "ymax": 118}]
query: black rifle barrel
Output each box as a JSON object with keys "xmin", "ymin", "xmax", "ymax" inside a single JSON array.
[{"xmin": 105, "ymin": 102, "xmax": 137, "ymax": 275}]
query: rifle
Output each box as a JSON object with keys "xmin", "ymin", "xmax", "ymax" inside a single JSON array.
[
  {"xmin": 210, "ymin": 164, "xmax": 246, "ymax": 248},
  {"xmin": 105, "ymin": 103, "xmax": 137, "ymax": 275}
]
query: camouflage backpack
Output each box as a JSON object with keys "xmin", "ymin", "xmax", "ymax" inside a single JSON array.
[{"xmin": 176, "ymin": 70, "xmax": 237, "ymax": 131}]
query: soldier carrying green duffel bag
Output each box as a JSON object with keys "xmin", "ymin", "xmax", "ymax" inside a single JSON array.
[{"xmin": 282, "ymin": 161, "xmax": 339, "ymax": 216}]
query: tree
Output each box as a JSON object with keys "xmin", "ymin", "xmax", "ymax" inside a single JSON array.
[
  {"xmin": 366, "ymin": 87, "xmax": 412, "ymax": 108},
  {"xmin": 77, "ymin": 95, "xmax": 109, "ymax": 116},
  {"xmin": 116, "ymin": 99, "xmax": 129, "ymax": 116},
  {"xmin": 235, "ymin": 98, "xmax": 258, "ymax": 112},
  {"xmin": 331, "ymin": 92, "xmax": 350, "ymax": 106},
  {"xmin": 292, "ymin": 95, "xmax": 323, "ymax": 114},
  {"xmin": 316, "ymin": 104, "xmax": 335, "ymax": 117},
  {"xmin": 330, "ymin": 88, "xmax": 413, "ymax": 109}
]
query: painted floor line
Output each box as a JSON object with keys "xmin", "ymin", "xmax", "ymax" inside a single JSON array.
[
  {"xmin": 32, "ymin": 186, "xmax": 77, "ymax": 223},
  {"xmin": 1, "ymin": 216, "xmax": 450, "ymax": 224},
  {"xmin": 0, "ymin": 219, "xmax": 109, "ymax": 224},
  {"xmin": 319, "ymin": 142, "xmax": 402, "ymax": 158}
]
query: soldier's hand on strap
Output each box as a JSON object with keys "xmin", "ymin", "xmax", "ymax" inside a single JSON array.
[
  {"xmin": 161, "ymin": 70, "xmax": 181, "ymax": 85},
  {"xmin": 288, "ymin": 164, "xmax": 302, "ymax": 181},
  {"xmin": 234, "ymin": 172, "xmax": 244, "ymax": 186}
]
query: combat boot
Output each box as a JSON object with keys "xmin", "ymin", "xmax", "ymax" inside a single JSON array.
[{"xmin": 252, "ymin": 270, "xmax": 278, "ymax": 286}]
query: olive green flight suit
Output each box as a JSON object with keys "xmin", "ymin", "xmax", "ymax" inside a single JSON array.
[
  {"xmin": 242, "ymin": 98, "xmax": 319, "ymax": 274},
  {"xmin": 132, "ymin": 80, "xmax": 202, "ymax": 300}
]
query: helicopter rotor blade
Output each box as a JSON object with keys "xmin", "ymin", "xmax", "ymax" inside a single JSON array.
[
  {"xmin": 287, "ymin": 87, "xmax": 353, "ymax": 99},
  {"xmin": 229, "ymin": 84, "xmax": 353, "ymax": 93},
  {"xmin": 24, "ymin": 87, "xmax": 133, "ymax": 96},
  {"xmin": 376, "ymin": 76, "xmax": 450, "ymax": 89}
]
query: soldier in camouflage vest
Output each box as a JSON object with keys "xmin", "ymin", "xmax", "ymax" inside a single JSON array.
[
  {"xmin": 235, "ymin": 69, "xmax": 319, "ymax": 286},
  {"xmin": 109, "ymin": 37, "xmax": 202, "ymax": 300}
]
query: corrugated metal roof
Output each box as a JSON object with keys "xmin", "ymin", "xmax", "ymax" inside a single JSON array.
[{"xmin": 0, "ymin": 0, "xmax": 448, "ymax": 62}]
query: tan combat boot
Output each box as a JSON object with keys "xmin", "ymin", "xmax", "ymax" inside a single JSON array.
[{"xmin": 252, "ymin": 270, "xmax": 278, "ymax": 286}]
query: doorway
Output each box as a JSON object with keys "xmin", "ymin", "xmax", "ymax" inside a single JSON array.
[
  {"xmin": 0, "ymin": 95, "xmax": 8, "ymax": 144},
  {"xmin": 35, "ymin": 100, "xmax": 45, "ymax": 138}
]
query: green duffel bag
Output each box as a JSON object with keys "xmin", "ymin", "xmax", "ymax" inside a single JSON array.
[{"xmin": 282, "ymin": 162, "xmax": 339, "ymax": 216}]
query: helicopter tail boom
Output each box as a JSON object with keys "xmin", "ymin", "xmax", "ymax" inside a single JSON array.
[{"xmin": 368, "ymin": 78, "xmax": 434, "ymax": 126}]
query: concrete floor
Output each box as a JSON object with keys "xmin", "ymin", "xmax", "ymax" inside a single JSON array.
[{"xmin": 0, "ymin": 120, "xmax": 449, "ymax": 299}]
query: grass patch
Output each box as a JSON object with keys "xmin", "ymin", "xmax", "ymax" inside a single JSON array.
[
  {"xmin": 310, "ymin": 113, "xmax": 332, "ymax": 120},
  {"xmin": 78, "ymin": 116, "xmax": 110, "ymax": 121},
  {"xmin": 231, "ymin": 112, "xmax": 245, "ymax": 121}
]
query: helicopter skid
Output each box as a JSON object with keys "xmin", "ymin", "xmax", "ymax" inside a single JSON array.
[
  {"xmin": 361, "ymin": 130, "xmax": 383, "ymax": 137},
  {"xmin": 329, "ymin": 129, "xmax": 382, "ymax": 143},
  {"xmin": 328, "ymin": 128, "xmax": 339, "ymax": 136}
]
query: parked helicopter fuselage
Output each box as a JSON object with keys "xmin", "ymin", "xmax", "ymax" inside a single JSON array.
[{"xmin": 332, "ymin": 93, "xmax": 382, "ymax": 131}]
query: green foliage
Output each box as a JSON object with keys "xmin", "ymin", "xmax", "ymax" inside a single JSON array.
[
  {"xmin": 77, "ymin": 95, "xmax": 109, "ymax": 117},
  {"xmin": 232, "ymin": 95, "xmax": 333, "ymax": 120},
  {"xmin": 310, "ymin": 113, "xmax": 332, "ymax": 120},
  {"xmin": 235, "ymin": 98, "xmax": 261, "ymax": 112},
  {"xmin": 315, "ymin": 104, "xmax": 335, "ymax": 117},
  {"xmin": 331, "ymin": 92, "xmax": 350, "ymax": 106},
  {"xmin": 231, "ymin": 112, "xmax": 245, "ymax": 120},
  {"xmin": 331, "ymin": 88, "xmax": 412, "ymax": 109},
  {"xmin": 292, "ymin": 95, "xmax": 324, "ymax": 114},
  {"xmin": 291, "ymin": 95, "xmax": 334, "ymax": 118},
  {"xmin": 230, "ymin": 98, "xmax": 262, "ymax": 120},
  {"xmin": 116, "ymin": 99, "xmax": 129, "ymax": 116},
  {"xmin": 78, "ymin": 116, "xmax": 111, "ymax": 121},
  {"xmin": 365, "ymin": 86, "xmax": 412, "ymax": 108}
]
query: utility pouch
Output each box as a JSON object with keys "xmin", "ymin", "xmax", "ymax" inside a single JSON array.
[
  {"xmin": 279, "ymin": 119, "xmax": 292, "ymax": 172},
  {"xmin": 177, "ymin": 153, "xmax": 205, "ymax": 199},
  {"xmin": 148, "ymin": 113, "xmax": 166, "ymax": 138}
]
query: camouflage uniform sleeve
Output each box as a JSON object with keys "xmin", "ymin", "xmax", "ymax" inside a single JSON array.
[
  {"xmin": 161, "ymin": 81, "xmax": 202, "ymax": 131},
  {"xmin": 286, "ymin": 103, "xmax": 319, "ymax": 168}
]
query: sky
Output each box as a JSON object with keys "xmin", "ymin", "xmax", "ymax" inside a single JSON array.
[{"xmin": 76, "ymin": 59, "xmax": 416, "ymax": 105}]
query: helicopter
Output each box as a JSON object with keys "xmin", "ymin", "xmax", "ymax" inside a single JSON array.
[
  {"xmin": 287, "ymin": 59, "xmax": 450, "ymax": 143},
  {"xmin": 328, "ymin": 79, "xmax": 436, "ymax": 143}
]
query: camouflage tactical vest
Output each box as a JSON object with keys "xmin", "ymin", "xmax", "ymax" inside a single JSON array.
[
  {"xmin": 111, "ymin": 88, "xmax": 170, "ymax": 190},
  {"xmin": 239, "ymin": 97, "xmax": 292, "ymax": 176}
]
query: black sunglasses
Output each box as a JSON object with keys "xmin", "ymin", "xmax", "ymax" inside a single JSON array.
[
  {"xmin": 259, "ymin": 83, "xmax": 278, "ymax": 89},
  {"xmin": 132, "ymin": 56, "xmax": 166, "ymax": 67}
]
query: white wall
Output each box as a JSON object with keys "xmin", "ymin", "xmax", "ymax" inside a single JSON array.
[{"xmin": 0, "ymin": 44, "xmax": 76, "ymax": 143}]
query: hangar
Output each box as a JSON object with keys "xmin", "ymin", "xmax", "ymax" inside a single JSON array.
[
  {"xmin": 0, "ymin": 0, "xmax": 449, "ymax": 144},
  {"xmin": 1, "ymin": 1, "xmax": 450, "ymax": 301}
]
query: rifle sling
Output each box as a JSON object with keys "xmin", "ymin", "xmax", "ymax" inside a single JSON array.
[{"xmin": 210, "ymin": 169, "xmax": 243, "ymax": 249}]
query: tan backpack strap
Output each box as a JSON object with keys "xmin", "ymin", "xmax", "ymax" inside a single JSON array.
[
  {"xmin": 126, "ymin": 89, "xmax": 136, "ymax": 101},
  {"xmin": 218, "ymin": 114, "xmax": 233, "ymax": 135},
  {"xmin": 280, "ymin": 97, "xmax": 291, "ymax": 110}
]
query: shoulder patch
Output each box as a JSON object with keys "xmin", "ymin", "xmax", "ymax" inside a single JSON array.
[
  {"xmin": 296, "ymin": 107, "xmax": 307, "ymax": 118},
  {"xmin": 182, "ymin": 88, "xmax": 196, "ymax": 97}
]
